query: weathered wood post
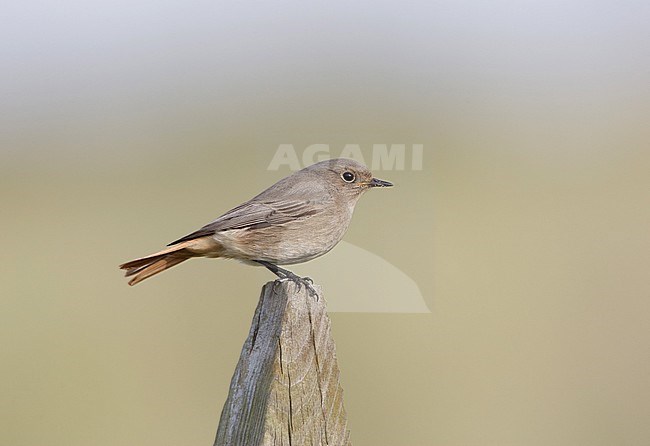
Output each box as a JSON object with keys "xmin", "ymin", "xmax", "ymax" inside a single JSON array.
[{"xmin": 214, "ymin": 280, "xmax": 352, "ymax": 446}]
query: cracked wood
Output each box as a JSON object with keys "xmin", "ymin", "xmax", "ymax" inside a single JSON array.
[{"xmin": 214, "ymin": 280, "xmax": 352, "ymax": 446}]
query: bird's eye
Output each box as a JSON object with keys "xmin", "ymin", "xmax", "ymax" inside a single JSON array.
[{"xmin": 341, "ymin": 171, "xmax": 356, "ymax": 182}]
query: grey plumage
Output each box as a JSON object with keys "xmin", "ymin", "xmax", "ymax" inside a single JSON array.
[{"xmin": 119, "ymin": 158, "xmax": 392, "ymax": 285}]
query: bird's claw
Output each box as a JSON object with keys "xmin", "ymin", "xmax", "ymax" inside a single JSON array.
[
  {"xmin": 256, "ymin": 261, "xmax": 319, "ymax": 300},
  {"xmin": 279, "ymin": 272, "xmax": 318, "ymax": 300}
]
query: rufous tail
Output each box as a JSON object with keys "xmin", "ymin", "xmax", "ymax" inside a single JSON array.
[{"xmin": 119, "ymin": 238, "xmax": 217, "ymax": 286}]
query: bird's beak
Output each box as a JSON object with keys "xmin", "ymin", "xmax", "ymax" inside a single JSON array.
[{"xmin": 369, "ymin": 178, "xmax": 393, "ymax": 188}]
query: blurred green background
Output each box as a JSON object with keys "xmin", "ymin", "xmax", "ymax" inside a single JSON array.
[{"xmin": 2, "ymin": 1, "xmax": 649, "ymax": 445}]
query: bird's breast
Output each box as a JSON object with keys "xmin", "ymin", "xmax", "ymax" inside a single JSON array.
[{"xmin": 212, "ymin": 209, "xmax": 353, "ymax": 265}]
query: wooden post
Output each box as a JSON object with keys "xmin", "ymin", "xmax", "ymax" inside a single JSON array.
[{"xmin": 214, "ymin": 280, "xmax": 352, "ymax": 446}]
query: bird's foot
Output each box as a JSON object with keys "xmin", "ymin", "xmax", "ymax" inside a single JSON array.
[
  {"xmin": 280, "ymin": 271, "xmax": 319, "ymax": 299},
  {"xmin": 256, "ymin": 261, "xmax": 319, "ymax": 300}
]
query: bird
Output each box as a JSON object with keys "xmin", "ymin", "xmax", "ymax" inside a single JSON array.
[{"xmin": 119, "ymin": 158, "xmax": 393, "ymax": 287}]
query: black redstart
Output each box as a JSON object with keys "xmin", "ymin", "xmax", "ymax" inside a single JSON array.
[{"xmin": 119, "ymin": 158, "xmax": 392, "ymax": 286}]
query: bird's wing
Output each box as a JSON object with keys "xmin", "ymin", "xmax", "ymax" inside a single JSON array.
[{"xmin": 167, "ymin": 200, "xmax": 324, "ymax": 246}]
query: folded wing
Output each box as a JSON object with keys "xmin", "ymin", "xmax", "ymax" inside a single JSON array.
[{"xmin": 167, "ymin": 200, "xmax": 324, "ymax": 246}]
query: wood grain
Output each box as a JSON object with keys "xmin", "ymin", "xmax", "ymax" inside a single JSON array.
[{"xmin": 214, "ymin": 280, "xmax": 351, "ymax": 446}]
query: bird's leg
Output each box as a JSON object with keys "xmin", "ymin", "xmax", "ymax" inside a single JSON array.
[{"xmin": 255, "ymin": 261, "xmax": 318, "ymax": 299}]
